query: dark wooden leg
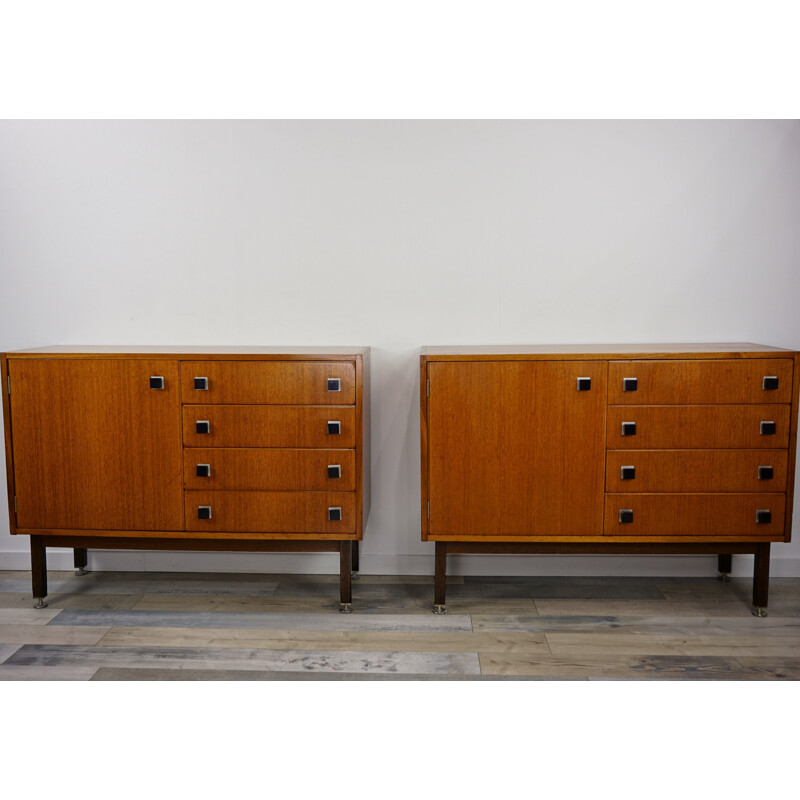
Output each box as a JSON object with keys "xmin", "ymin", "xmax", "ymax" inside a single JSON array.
[
  {"xmin": 30, "ymin": 535, "xmax": 48, "ymax": 608},
  {"xmin": 434, "ymin": 541, "xmax": 447, "ymax": 614},
  {"xmin": 74, "ymin": 547, "xmax": 89, "ymax": 575},
  {"xmin": 717, "ymin": 553, "xmax": 732, "ymax": 582},
  {"xmin": 339, "ymin": 541, "xmax": 352, "ymax": 612},
  {"xmin": 752, "ymin": 543, "xmax": 770, "ymax": 617},
  {"xmin": 351, "ymin": 540, "xmax": 359, "ymax": 575}
]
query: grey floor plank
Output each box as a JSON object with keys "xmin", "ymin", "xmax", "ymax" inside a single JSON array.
[
  {"xmin": 0, "ymin": 644, "xmax": 22, "ymax": 664},
  {"xmin": 50, "ymin": 609, "xmax": 472, "ymax": 632},
  {"xmin": 0, "ymin": 592, "xmax": 143, "ymax": 611},
  {"xmin": 0, "ymin": 625, "xmax": 111, "ymax": 645},
  {"xmin": 0, "ymin": 665, "xmax": 98, "ymax": 680},
  {"xmin": 0, "ymin": 608, "xmax": 62, "ymax": 625},
  {"xmin": 6, "ymin": 644, "xmax": 481, "ymax": 675}
]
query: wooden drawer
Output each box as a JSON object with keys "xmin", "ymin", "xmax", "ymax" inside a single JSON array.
[
  {"xmin": 180, "ymin": 361, "xmax": 356, "ymax": 405},
  {"xmin": 185, "ymin": 491, "xmax": 356, "ymax": 534},
  {"xmin": 184, "ymin": 448, "xmax": 356, "ymax": 491},
  {"xmin": 182, "ymin": 406, "xmax": 356, "ymax": 448},
  {"xmin": 606, "ymin": 405, "xmax": 791, "ymax": 449},
  {"xmin": 608, "ymin": 359, "xmax": 793, "ymax": 404},
  {"xmin": 605, "ymin": 450, "xmax": 789, "ymax": 493},
  {"xmin": 604, "ymin": 493, "xmax": 785, "ymax": 537}
]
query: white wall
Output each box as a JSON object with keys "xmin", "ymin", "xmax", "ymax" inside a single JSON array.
[{"xmin": 1, "ymin": 120, "xmax": 799, "ymax": 576}]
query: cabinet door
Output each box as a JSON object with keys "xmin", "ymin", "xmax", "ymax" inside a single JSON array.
[
  {"xmin": 427, "ymin": 361, "xmax": 606, "ymax": 537},
  {"xmin": 10, "ymin": 359, "xmax": 183, "ymax": 531}
]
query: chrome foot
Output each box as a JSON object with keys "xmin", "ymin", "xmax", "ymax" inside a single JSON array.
[
  {"xmin": 752, "ymin": 606, "xmax": 768, "ymax": 617},
  {"xmin": 33, "ymin": 598, "xmax": 48, "ymax": 609},
  {"xmin": 433, "ymin": 604, "xmax": 447, "ymax": 615},
  {"xmin": 75, "ymin": 568, "xmax": 89, "ymax": 576},
  {"xmin": 351, "ymin": 571, "xmax": 359, "ymax": 580},
  {"xmin": 717, "ymin": 572, "xmax": 730, "ymax": 582},
  {"xmin": 339, "ymin": 603, "xmax": 353, "ymax": 614}
]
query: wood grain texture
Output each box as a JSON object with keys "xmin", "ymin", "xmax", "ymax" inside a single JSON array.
[
  {"xmin": 182, "ymin": 405, "xmax": 356, "ymax": 448},
  {"xmin": 356, "ymin": 349, "xmax": 370, "ymax": 540},
  {"xmin": 606, "ymin": 404, "xmax": 791, "ymax": 449},
  {"xmin": 607, "ymin": 359, "xmax": 794, "ymax": 404},
  {"xmin": 179, "ymin": 361, "xmax": 356, "ymax": 405},
  {"xmin": 185, "ymin": 490, "xmax": 357, "ymax": 534},
  {"xmin": 605, "ymin": 449, "xmax": 789, "ymax": 493},
  {"xmin": 784, "ymin": 353, "xmax": 800, "ymax": 542},
  {"xmin": 604, "ymin": 493, "xmax": 785, "ymax": 537},
  {"xmin": 428, "ymin": 360, "xmax": 607, "ymax": 536},
  {"xmin": 1, "ymin": 355, "xmax": 15, "ymax": 535},
  {"xmin": 9, "ymin": 358, "xmax": 183, "ymax": 531},
  {"xmin": 183, "ymin": 448, "xmax": 356, "ymax": 491},
  {"xmin": 7, "ymin": 346, "xmax": 369, "ymax": 357}
]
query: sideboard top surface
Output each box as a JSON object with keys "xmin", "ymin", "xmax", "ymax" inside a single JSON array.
[
  {"xmin": 421, "ymin": 343, "xmax": 797, "ymax": 360},
  {"xmin": 3, "ymin": 345, "xmax": 369, "ymax": 360}
]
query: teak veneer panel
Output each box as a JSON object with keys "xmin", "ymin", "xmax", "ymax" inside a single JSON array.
[
  {"xmin": 605, "ymin": 450, "xmax": 789, "ymax": 493},
  {"xmin": 183, "ymin": 448, "xmax": 357, "ymax": 492},
  {"xmin": 185, "ymin": 491, "xmax": 356, "ymax": 534},
  {"xmin": 8, "ymin": 359, "xmax": 183, "ymax": 531},
  {"xmin": 606, "ymin": 405, "xmax": 791, "ymax": 449},
  {"xmin": 427, "ymin": 360, "xmax": 606, "ymax": 536},
  {"xmin": 604, "ymin": 493, "xmax": 786, "ymax": 537},
  {"xmin": 179, "ymin": 361, "xmax": 356, "ymax": 405},
  {"xmin": 607, "ymin": 359, "xmax": 793, "ymax": 404},
  {"xmin": 182, "ymin": 405, "xmax": 356, "ymax": 448}
]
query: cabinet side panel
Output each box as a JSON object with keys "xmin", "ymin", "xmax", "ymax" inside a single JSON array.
[
  {"xmin": 1, "ymin": 355, "xmax": 16, "ymax": 534},
  {"xmin": 785, "ymin": 354, "xmax": 800, "ymax": 542},
  {"xmin": 420, "ymin": 355, "xmax": 429, "ymax": 540},
  {"xmin": 10, "ymin": 359, "xmax": 184, "ymax": 531}
]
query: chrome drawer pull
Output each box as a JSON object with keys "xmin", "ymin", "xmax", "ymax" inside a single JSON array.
[
  {"xmin": 762, "ymin": 376, "xmax": 779, "ymax": 390},
  {"xmin": 194, "ymin": 377, "xmax": 209, "ymax": 390},
  {"xmin": 327, "ymin": 378, "xmax": 341, "ymax": 392},
  {"xmin": 196, "ymin": 420, "xmax": 210, "ymax": 434},
  {"xmin": 328, "ymin": 507, "xmax": 342, "ymax": 522},
  {"xmin": 619, "ymin": 509, "xmax": 634, "ymax": 523},
  {"xmin": 620, "ymin": 466, "xmax": 635, "ymax": 480},
  {"xmin": 576, "ymin": 377, "xmax": 591, "ymax": 391},
  {"xmin": 328, "ymin": 464, "xmax": 342, "ymax": 479},
  {"xmin": 197, "ymin": 506, "xmax": 212, "ymax": 520},
  {"xmin": 758, "ymin": 466, "xmax": 773, "ymax": 480},
  {"xmin": 196, "ymin": 464, "xmax": 211, "ymax": 478},
  {"xmin": 327, "ymin": 420, "xmax": 341, "ymax": 435},
  {"xmin": 756, "ymin": 509, "xmax": 772, "ymax": 524},
  {"xmin": 623, "ymin": 377, "xmax": 638, "ymax": 392},
  {"xmin": 760, "ymin": 421, "xmax": 776, "ymax": 435},
  {"xmin": 149, "ymin": 376, "xmax": 165, "ymax": 390},
  {"xmin": 621, "ymin": 421, "xmax": 637, "ymax": 436}
]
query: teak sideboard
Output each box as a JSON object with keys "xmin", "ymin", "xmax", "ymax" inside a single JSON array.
[
  {"xmin": 420, "ymin": 344, "xmax": 800, "ymax": 615},
  {"xmin": 1, "ymin": 346, "xmax": 370, "ymax": 611}
]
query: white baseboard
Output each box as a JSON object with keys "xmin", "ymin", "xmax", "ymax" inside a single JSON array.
[{"xmin": 2, "ymin": 548, "xmax": 799, "ymax": 577}]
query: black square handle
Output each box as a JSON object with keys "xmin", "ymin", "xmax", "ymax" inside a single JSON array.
[
  {"xmin": 762, "ymin": 376, "xmax": 779, "ymax": 391},
  {"xmin": 619, "ymin": 509, "xmax": 634, "ymax": 524},
  {"xmin": 328, "ymin": 464, "xmax": 342, "ymax": 479},
  {"xmin": 758, "ymin": 466, "xmax": 774, "ymax": 481},
  {"xmin": 623, "ymin": 377, "xmax": 638, "ymax": 392},
  {"xmin": 327, "ymin": 420, "xmax": 341, "ymax": 435},
  {"xmin": 327, "ymin": 378, "xmax": 341, "ymax": 392},
  {"xmin": 576, "ymin": 377, "xmax": 591, "ymax": 391},
  {"xmin": 196, "ymin": 420, "xmax": 210, "ymax": 435},
  {"xmin": 194, "ymin": 377, "xmax": 209, "ymax": 390},
  {"xmin": 150, "ymin": 376, "xmax": 165, "ymax": 390},
  {"xmin": 620, "ymin": 465, "xmax": 636, "ymax": 480},
  {"xmin": 196, "ymin": 464, "xmax": 211, "ymax": 478},
  {"xmin": 756, "ymin": 509, "xmax": 772, "ymax": 524},
  {"xmin": 328, "ymin": 507, "xmax": 342, "ymax": 522},
  {"xmin": 197, "ymin": 506, "xmax": 212, "ymax": 520},
  {"xmin": 621, "ymin": 421, "xmax": 637, "ymax": 436},
  {"xmin": 760, "ymin": 421, "xmax": 776, "ymax": 436}
]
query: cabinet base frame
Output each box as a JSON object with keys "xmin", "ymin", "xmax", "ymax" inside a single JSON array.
[
  {"xmin": 28, "ymin": 534, "xmax": 360, "ymax": 609},
  {"xmin": 432, "ymin": 540, "xmax": 773, "ymax": 616}
]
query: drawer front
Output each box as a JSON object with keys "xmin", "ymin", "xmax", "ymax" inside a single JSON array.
[
  {"xmin": 605, "ymin": 450, "xmax": 789, "ymax": 493},
  {"xmin": 185, "ymin": 491, "xmax": 356, "ymax": 534},
  {"xmin": 180, "ymin": 361, "xmax": 356, "ymax": 405},
  {"xmin": 605, "ymin": 494, "xmax": 785, "ymax": 537},
  {"xmin": 184, "ymin": 448, "xmax": 356, "ymax": 491},
  {"xmin": 608, "ymin": 359, "xmax": 793, "ymax": 404},
  {"xmin": 606, "ymin": 405, "xmax": 790, "ymax": 449},
  {"xmin": 182, "ymin": 406, "xmax": 356, "ymax": 448}
]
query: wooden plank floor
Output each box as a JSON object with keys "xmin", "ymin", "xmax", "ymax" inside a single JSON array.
[{"xmin": 1, "ymin": 570, "xmax": 799, "ymax": 680}]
